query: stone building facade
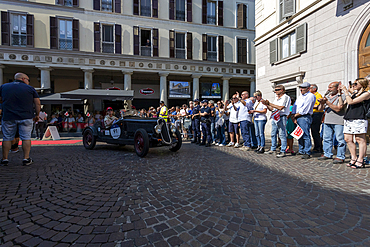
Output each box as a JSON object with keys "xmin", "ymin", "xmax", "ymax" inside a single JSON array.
[
  {"xmin": 0, "ymin": 0, "xmax": 256, "ymax": 112},
  {"xmin": 255, "ymin": 0, "xmax": 370, "ymax": 132}
]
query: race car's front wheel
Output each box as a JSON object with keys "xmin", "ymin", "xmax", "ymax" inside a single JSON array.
[
  {"xmin": 134, "ymin": 129, "xmax": 149, "ymax": 157},
  {"xmin": 169, "ymin": 129, "xmax": 182, "ymax": 152},
  {"xmin": 83, "ymin": 129, "xmax": 96, "ymax": 150}
]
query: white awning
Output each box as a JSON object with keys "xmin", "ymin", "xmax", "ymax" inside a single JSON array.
[
  {"xmin": 60, "ymin": 89, "xmax": 134, "ymax": 100},
  {"xmin": 40, "ymin": 93, "xmax": 83, "ymax": 104}
]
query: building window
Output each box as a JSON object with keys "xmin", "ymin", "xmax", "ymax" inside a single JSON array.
[
  {"xmin": 281, "ymin": 31, "xmax": 296, "ymax": 59},
  {"xmin": 11, "ymin": 14, "xmax": 27, "ymax": 47},
  {"xmin": 237, "ymin": 3, "xmax": 247, "ymax": 29},
  {"xmin": 270, "ymin": 23, "xmax": 307, "ymax": 64},
  {"xmin": 59, "ymin": 19, "xmax": 73, "ymax": 50},
  {"xmin": 94, "ymin": 22, "xmax": 121, "ymax": 54},
  {"xmin": 134, "ymin": 0, "xmax": 157, "ymax": 17},
  {"xmin": 207, "ymin": 36, "xmax": 217, "ymax": 61},
  {"xmin": 237, "ymin": 38, "xmax": 247, "ymax": 64},
  {"xmin": 51, "ymin": 16, "xmax": 79, "ymax": 50},
  {"xmin": 93, "ymin": 0, "xmax": 121, "ymax": 13},
  {"xmin": 176, "ymin": 0, "xmax": 186, "ymax": 21},
  {"xmin": 102, "ymin": 25, "xmax": 114, "ymax": 53},
  {"xmin": 279, "ymin": 0, "xmax": 295, "ymax": 21},
  {"xmin": 202, "ymin": 0, "xmax": 223, "ymax": 26},
  {"xmin": 175, "ymin": 33, "xmax": 186, "ymax": 59},
  {"xmin": 207, "ymin": 1, "xmax": 216, "ymax": 24},
  {"xmin": 102, "ymin": 0, "xmax": 113, "ymax": 11},
  {"xmin": 56, "ymin": 0, "xmax": 79, "ymax": 7},
  {"xmin": 141, "ymin": 29, "xmax": 152, "ymax": 56},
  {"xmin": 133, "ymin": 26, "xmax": 158, "ymax": 57}
]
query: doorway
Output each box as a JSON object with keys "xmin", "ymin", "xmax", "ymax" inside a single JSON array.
[{"xmin": 359, "ymin": 22, "xmax": 370, "ymax": 78}]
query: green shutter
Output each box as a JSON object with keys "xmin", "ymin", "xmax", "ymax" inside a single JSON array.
[
  {"xmin": 270, "ymin": 39, "xmax": 278, "ymax": 64},
  {"xmin": 296, "ymin": 23, "xmax": 307, "ymax": 53}
]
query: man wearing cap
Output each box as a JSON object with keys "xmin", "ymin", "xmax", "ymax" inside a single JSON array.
[
  {"xmin": 159, "ymin": 101, "xmax": 169, "ymax": 123},
  {"xmin": 291, "ymin": 82, "xmax": 317, "ymax": 159},
  {"xmin": 104, "ymin": 107, "xmax": 118, "ymax": 128},
  {"xmin": 200, "ymin": 100, "xmax": 212, "ymax": 147},
  {"xmin": 191, "ymin": 99, "xmax": 201, "ymax": 144},
  {"xmin": 261, "ymin": 85, "xmax": 291, "ymax": 157}
]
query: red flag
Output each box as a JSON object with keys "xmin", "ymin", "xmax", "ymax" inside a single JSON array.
[
  {"xmin": 64, "ymin": 112, "xmax": 69, "ymax": 117},
  {"xmin": 86, "ymin": 112, "xmax": 90, "ymax": 117}
]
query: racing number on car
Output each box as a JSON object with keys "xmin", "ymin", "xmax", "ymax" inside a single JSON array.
[{"xmin": 110, "ymin": 127, "xmax": 121, "ymax": 139}]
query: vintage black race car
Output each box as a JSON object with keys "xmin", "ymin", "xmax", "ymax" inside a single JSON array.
[{"xmin": 82, "ymin": 117, "xmax": 182, "ymax": 157}]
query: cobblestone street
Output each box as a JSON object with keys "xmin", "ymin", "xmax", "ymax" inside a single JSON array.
[{"xmin": 1, "ymin": 142, "xmax": 370, "ymax": 246}]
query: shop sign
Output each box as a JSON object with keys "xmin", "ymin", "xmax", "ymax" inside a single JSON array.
[{"xmin": 140, "ymin": 88, "xmax": 155, "ymax": 95}]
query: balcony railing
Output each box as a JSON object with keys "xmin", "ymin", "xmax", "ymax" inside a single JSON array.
[
  {"xmin": 11, "ymin": 34, "xmax": 27, "ymax": 47},
  {"xmin": 207, "ymin": 51, "xmax": 217, "ymax": 61},
  {"xmin": 141, "ymin": 46, "xmax": 152, "ymax": 57},
  {"xmin": 101, "ymin": 0, "xmax": 113, "ymax": 12},
  {"xmin": 140, "ymin": 6, "xmax": 151, "ymax": 16},
  {"xmin": 102, "ymin": 42, "xmax": 114, "ymax": 53},
  {"xmin": 176, "ymin": 49, "xmax": 186, "ymax": 59},
  {"xmin": 59, "ymin": 39, "xmax": 73, "ymax": 50},
  {"xmin": 64, "ymin": 0, "xmax": 72, "ymax": 6},
  {"xmin": 176, "ymin": 10, "xmax": 185, "ymax": 21},
  {"xmin": 207, "ymin": 15, "xmax": 216, "ymax": 25}
]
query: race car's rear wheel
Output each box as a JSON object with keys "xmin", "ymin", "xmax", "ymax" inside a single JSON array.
[
  {"xmin": 169, "ymin": 129, "xmax": 182, "ymax": 152},
  {"xmin": 83, "ymin": 129, "xmax": 96, "ymax": 150},
  {"xmin": 134, "ymin": 129, "xmax": 149, "ymax": 157}
]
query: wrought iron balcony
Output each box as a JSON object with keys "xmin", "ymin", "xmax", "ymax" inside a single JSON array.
[
  {"xmin": 141, "ymin": 46, "xmax": 152, "ymax": 57},
  {"xmin": 102, "ymin": 42, "xmax": 114, "ymax": 53},
  {"xmin": 207, "ymin": 15, "xmax": 216, "ymax": 25},
  {"xmin": 59, "ymin": 39, "xmax": 73, "ymax": 50},
  {"xmin": 207, "ymin": 51, "xmax": 217, "ymax": 61},
  {"xmin": 176, "ymin": 49, "xmax": 186, "ymax": 59},
  {"xmin": 11, "ymin": 34, "xmax": 27, "ymax": 47},
  {"xmin": 176, "ymin": 10, "xmax": 185, "ymax": 21},
  {"xmin": 140, "ymin": 6, "xmax": 151, "ymax": 17}
]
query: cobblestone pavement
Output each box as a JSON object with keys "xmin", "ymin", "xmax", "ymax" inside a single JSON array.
[{"xmin": 1, "ymin": 142, "xmax": 370, "ymax": 246}]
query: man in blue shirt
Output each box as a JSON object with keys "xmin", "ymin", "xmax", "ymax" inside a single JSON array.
[
  {"xmin": 0, "ymin": 73, "xmax": 40, "ymax": 166},
  {"xmin": 200, "ymin": 100, "xmax": 212, "ymax": 147}
]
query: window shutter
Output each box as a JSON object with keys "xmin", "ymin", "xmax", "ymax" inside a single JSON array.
[
  {"xmin": 153, "ymin": 28, "xmax": 158, "ymax": 57},
  {"xmin": 237, "ymin": 38, "xmax": 247, "ymax": 64},
  {"xmin": 94, "ymin": 22, "xmax": 101, "ymax": 52},
  {"xmin": 115, "ymin": 24, "xmax": 121, "ymax": 54},
  {"xmin": 133, "ymin": 0, "xmax": 139, "ymax": 15},
  {"xmin": 283, "ymin": 0, "xmax": 295, "ymax": 18},
  {"xmin": 169, "ymin": 30, "xmax": 175, "ymax": 58},
  {"xmin": 26, "ymin": 14, "xmax": 34, "ymax": 47},
  {"xmin": 202, "ymin": 0, "xmax": 207, "ymax": 24},
  {"xmin": 50, "ymin": 16, "xmax": 58, "ymax": 49},
  {"xmin": 218, "ymin": 35, "xmax": 224, "ymax": 62},
  {"xmin": 72, "ymin": 19, "xmax": 79, "ymax": 51},
  {"xmin": 1, "ymin": 11, "xmax": 10, "ymax": 46},
  {"xmin": 169, "ymin": 0, "xmax": 175, "ymax": 20},
  {"xmin": 237, "ymin": 4, "xmax": 243, "ymax": 28},
  {"xmin": 270, "ymin": 38, "xmax": 278, "ymax": 64},
  {"xmin": 218, "ymin": 1, "xmax": 223, "ymax": 26},
  {"xmin": 187, "ymin": 0, "xmax": 192, "ymax": 22},
  {"xmin": 73, "ymin": 0, "xmax": 79, "ymax": 7},
  {"xmin": 133, "ymin": 26, "xmax": 139, "ymax": 55},
  {"xmin": 115, "ymin": 0, "xmax": 121, "ymax": 13},
  {"xmin": 187, "ymin": 32, "xmax": 192, "ymax": 59},
  {"xmin": 152, "ymin": 0, "xmax": 158, "ymax": 18},
  {"xmin": 202, "ymin": 34, "xmax": 207, "ymax": 60},
  {"xmin": 296, "ymin": 22, "xmax": 307, "ymax": 53},
  {"xmin": 93, "ymin": 0, "xmax": 100, "ymax": 10}
]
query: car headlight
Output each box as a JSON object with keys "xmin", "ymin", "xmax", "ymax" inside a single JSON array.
[
  {"xmin": 154, "ymin": 125, "xmax": 161, "ymax": 134},
  {"xmin": 170, "ymin": 124, "xmax": 177, "ymax": 133}
]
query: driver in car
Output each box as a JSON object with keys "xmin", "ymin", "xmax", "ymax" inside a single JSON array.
[{"xmin": 104, "ymin": 107, "xmax": 118, "ymax": 128}]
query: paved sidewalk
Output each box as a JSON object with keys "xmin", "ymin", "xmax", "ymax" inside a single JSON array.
[{"xmin": 0, "ymin": 141, "xmax": 369, "ymax": 246}]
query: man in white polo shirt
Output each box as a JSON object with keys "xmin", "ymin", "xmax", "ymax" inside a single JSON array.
[
  {"xmin": 261, "ymin": 85, "xmax": 291, "ymax": 158},
  {"xmin": 226, "ymin": 95, "xmax": 241, "ymax": 147},
  {"xmin": 237, "ymin": 91, "xmax": 254, "ymax": 150}
]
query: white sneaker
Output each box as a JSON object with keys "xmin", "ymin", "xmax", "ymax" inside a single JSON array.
[
  {"xmin": 234, "ymin": 143, "xmax": 240, "ymax": 148},
  {"xmin": 219, "ymin": 144, "xmax": 224, "ymax": 147},
  {"xmin": 215, "ymin": 143, "xmax": 219, "ymax": 146},
  {"xmin": 226, "ymin": 142, "xmax": 234, "ymax": 147},
  {"xmin": 212, "ymin": 141, "xmax": 216, "ymax": 145}
]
